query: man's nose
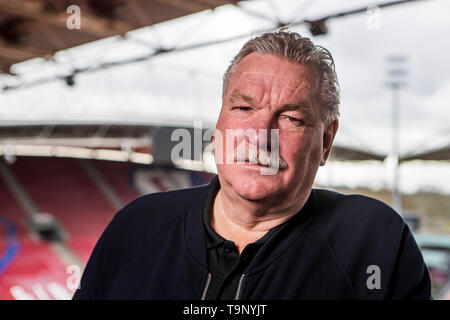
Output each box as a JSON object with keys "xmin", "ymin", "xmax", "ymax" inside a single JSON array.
[{"xmin": 245, "ymin": 114, "xmax": 275, "ymax": 148}]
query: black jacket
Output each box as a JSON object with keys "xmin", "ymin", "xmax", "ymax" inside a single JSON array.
[{"xmin": 72, "ymin": 180, "xmax": 431, "ymax": 300}]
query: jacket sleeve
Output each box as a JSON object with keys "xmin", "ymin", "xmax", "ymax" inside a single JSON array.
[
  {"xmin": 72, "ymin": 210, "xmax": 125, "ymax": 300},
  {"xmin": 387, "ymin": 223, "xmax": 432, "ymax": 300}
]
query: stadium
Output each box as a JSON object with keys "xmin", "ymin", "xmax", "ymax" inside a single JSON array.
[{"xmin": 0, "ymin": 0, "xmax": 449, "ymax": 300}]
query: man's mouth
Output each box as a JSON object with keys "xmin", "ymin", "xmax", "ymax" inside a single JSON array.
[
  {"xmin": 233, "ymin": 147, "xmax": 288, "ymax": 170},
  {"xmin": 240, "ymin": 158, "xmax": 267, "ymax": 167}
]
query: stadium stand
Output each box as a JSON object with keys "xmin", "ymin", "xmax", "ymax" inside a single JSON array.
[
  {"xmin": 7, "ymin": 157, "xmax": 136, "ymax": 268},
  {"xmin": 0, "ymin": 161, "xmax": 74, "ymax": 299},
  {"xmin": 0, "ymin": 156, "xmax": 140, "ymax": 299},
  {"xmin": 91, "ymin": 160, "xmax": 141, "ymax": 206},
  {"xmin": 10, "ymin": 157, "xmax": 117, "ymax": 239},
  {"xmin": 0, "ymin": 238, "xmax": 73, "ymax": 300},
  {"xmin": 0, "ymin": 176, "xmax": 29, "ymax": 239},
  {"xmin": 0, "ymin": 155, "xmax": 214, "ymax": 299}
]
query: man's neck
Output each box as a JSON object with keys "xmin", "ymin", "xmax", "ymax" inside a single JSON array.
[{"xmin": 211, "ymin": 188, "xmax": 304, "ymax": 253}]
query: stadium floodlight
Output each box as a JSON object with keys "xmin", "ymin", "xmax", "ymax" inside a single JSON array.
[{"xmin": 385, "ymin": 55, "xmax": 408, "ymax": 215}]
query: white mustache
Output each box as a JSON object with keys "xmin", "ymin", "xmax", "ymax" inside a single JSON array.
[{"xmin": 234, "ymin": 145, "xmax": 288, "ymax": 170}]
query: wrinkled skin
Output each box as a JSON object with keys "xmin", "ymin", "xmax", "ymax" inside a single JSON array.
[{"xmin": 214, "ymin": 52, "xmax": 338, "ymax": 213}]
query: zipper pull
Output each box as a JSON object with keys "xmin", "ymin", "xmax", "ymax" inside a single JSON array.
[
  {"xmin": 234, "ymin": 274, "xmax": 245, "ymax": 300},
  {"xmin": 200, "ymin": 273, "xmax": 212, "ymax": 300}
]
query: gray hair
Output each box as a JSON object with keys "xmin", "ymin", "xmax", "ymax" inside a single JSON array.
[{"xmin": 222, "ymin": 30, "xmax": 340, "ymax": 124}]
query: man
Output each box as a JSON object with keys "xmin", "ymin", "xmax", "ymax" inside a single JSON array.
[{"xmin": 73, "ymin": 31, "xmax": 431, "ymax": 300}]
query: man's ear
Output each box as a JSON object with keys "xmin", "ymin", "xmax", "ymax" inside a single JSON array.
[{"xmin": 320, "ymin": 119, "xmax": 339, "ymax": 166}]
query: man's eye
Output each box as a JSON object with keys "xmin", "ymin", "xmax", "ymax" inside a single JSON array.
[
  {"xmin": 280, "ymin": 115, "xmax": 304, "ymax": 126},
  {"xmin": 283, "ymin": 115, "xmax": 301, "ymax": 122},
  {"xmin": 233, "ymin": 107, "xmax": 252, "ymax": 111}
]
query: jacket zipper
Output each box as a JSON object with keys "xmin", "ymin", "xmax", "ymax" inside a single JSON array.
[
  {"xmin": 200, "ymin": 273, "xmax": 212, "ymax": 300},
  {"xmin": 234, "ymin": 274, "xmax": 245, "ymax": 300}
]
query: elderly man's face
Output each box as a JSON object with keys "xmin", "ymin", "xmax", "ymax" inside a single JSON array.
[{"xmin": 214, "ymin": 52, "xmax": 337, "ymax": 204}]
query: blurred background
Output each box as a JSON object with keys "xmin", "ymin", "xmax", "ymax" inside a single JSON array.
[{"xmin": 0, "ymin": 0, "xmax": 449, "ymax": 300}]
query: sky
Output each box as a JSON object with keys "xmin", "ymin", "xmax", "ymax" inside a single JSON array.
[{"xmin": 0, "ymin": 0, "xmax": 449, "ymax": 194}]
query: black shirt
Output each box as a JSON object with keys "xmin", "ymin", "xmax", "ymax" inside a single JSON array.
[{"xmin": 202, "ymin": 176, "xmax": 288, "ymax": 300}]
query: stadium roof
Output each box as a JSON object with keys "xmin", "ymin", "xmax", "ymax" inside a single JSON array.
[
  {"xmin": 0, "ymin": 0, "xmax": 447, "ymax": 164},
  {"xmin": 0, "ymin": 0, "xmax": 241, "ymax": 73},
  {"xmin": 401, "ymin": 129, "xmax": 450, "ymax": 162}
]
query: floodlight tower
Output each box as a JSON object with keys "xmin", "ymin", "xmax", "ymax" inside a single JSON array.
[{"xmin": 385, "ymin": 55, "xmax": 408, "ymax": 215}]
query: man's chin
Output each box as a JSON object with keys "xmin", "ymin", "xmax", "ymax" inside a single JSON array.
[{"xmin": 228, "ymin": 174, "xmax": 282, "ymax": 201}]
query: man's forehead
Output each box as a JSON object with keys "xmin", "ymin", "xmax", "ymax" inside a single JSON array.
[
  {"xmin": 226, "ymin": 70, "xmax": 314, "ymax": 105},
  {"xmin": 232, "ymin": 70, "xmax": 312, "ymax": 90},
  {"xmin": 232, "ymin": 52, "xmax": 313, "ymax": 83}
]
